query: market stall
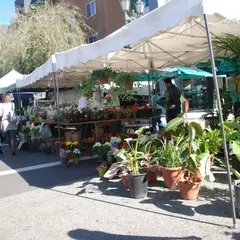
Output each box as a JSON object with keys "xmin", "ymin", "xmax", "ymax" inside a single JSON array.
[{"xmin": 13, "ymin": 0, "xmax": 240, "ymax": 226}]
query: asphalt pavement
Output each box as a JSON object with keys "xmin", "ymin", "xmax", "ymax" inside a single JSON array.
[{"xmin": 0, "ymin": 148, "xmax": 240, "ymax": 240}]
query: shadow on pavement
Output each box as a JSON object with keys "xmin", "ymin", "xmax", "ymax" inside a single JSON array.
[
  {"xmin": 76, "ymin": 178, "xmax": 129, "ymax": 198},
  {"xmin": 68, "ymin": 229, "xmax": 201, "ymax": 240},
  {"xmin": 50, "ymin": 188, "xmax": 230, "ymax": 228}
]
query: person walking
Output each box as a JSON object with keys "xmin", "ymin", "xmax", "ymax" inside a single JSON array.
[
  {"xmin": 0, "ymin": 94, "xmax": 18, "ymax": 155},
  {"xmin": 164, "ymin": 78, "xmax": 181, "ymax": 122}
]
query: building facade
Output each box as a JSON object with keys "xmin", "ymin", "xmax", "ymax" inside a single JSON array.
[{"xmin": 69, "ymin": 0, "xmax": 165, "ymax": 43}]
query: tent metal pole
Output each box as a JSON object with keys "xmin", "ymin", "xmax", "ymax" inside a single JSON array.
[
  {"xmin": 52, "ymin": 55, "xmax": 61, "ymax": 144},
  {"xmin": 204, "ymin": 14, "xmax": 237, "ymax": 229}
]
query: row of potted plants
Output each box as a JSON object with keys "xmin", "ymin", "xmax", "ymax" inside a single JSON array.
[
  {"xmin": 95, "ymin": 116, "xmax": 220, "ymax": 201},
  {"xmin": 26, "ymin": 105, "xmax": 58, "ymax": 122},
  {"xmin": 60, "ymin": 105, "xmax": 150, "ymax": 122}
]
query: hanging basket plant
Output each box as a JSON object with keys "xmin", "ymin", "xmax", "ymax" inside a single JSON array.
[
  {"xmin": 76, "ymin": 77, "xmax": 96, "ymax": 97},
  {"xmin": 91, "ymin": 67, "xmax": 117, "ymax": 84},
  {"xmin": 113, "ymin": 72, "xmax": 139, "ymax": 89}
]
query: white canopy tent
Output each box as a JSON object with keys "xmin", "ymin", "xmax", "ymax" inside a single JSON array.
[
  {"xmin": 15, "ymin": 0, "xmax": 240, "ymax": 227},
  {"xmin": 17, "ymin": 0, "xmax": 240, "ymax": 89},
  {"xmin": 0, "ymin": 70, "xmax": 24, "ymax": 94}
]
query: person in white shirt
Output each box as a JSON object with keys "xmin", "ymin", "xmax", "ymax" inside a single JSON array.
[
  {"xmin": 78, "ymin": 96, "xmax": 88, "ymax": 110},
  {"xmin": 0, "ymin": 94, "xmax": 18, "ymax": 155}
]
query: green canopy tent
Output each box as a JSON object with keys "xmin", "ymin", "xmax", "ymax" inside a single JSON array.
[{"xmin": 138, "ymin": 66, "xmax": 213, "ymax": 81}]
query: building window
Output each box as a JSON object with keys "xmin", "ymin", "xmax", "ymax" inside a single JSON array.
[
  {"xmin": 182, "ymin": 78, "xmax": 214, "ymax": 110},
  {"xmin": 88, "ymin": 33, "xmax": 98, "ymax": 43},
  {"xmin": 86, "ymin": 0, "xmax": 96, "ymax": 18}
]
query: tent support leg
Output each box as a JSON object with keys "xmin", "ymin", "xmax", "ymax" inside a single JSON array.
[
  {"xmin": 52, "ymin": 55, "xmax": 61, "ymax": 145},
  {"xmin": 204, "ymin": 14, "xmax": 237, "ymax": 229},
  {"xmin": 54, "ymin": 72, "xmax": 61, "ymax": 143}
]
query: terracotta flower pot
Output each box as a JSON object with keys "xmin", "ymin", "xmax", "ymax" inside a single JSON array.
[
  {"xmin": 160, "ymin": 166, "xmax": 182, "ymax": 188},
  {"xmin": 179, "ymin": 181, "xmax": 201, "ymax": 200},
  {"xmin": 115, "ymin": 114, "xmax": 121, "ymax": 119},
  {"xmin": 125, "ymin": 80, "xmax": 133, "ymax": 90},
  {"xmin": 100, "ymin": 76, "xmax": 109, "ymax": 84},
  {"xmin": 63, "ymin": 163, "xmax": 69, "ymax": 168},
  {"xmin": 121, "ymin": 175, "xmax": 129, "ymax": 189},
  {"xmin": 147, "ymin": 168, "xmax": 158, "ymax": 184}
]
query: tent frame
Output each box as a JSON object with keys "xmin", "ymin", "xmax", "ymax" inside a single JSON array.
[{"xmin": 204, "ymin": 14, "xmax": 237, "ymax": 228}]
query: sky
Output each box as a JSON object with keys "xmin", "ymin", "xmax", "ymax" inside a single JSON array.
[{"xmin": 0, "ymin": 0, "xmax": 15, "ymax": 25}]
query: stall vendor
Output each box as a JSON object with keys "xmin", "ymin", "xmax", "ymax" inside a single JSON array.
[{"xmin": 163, "ymin": 78, "xmax": 181, "ymax": 122}]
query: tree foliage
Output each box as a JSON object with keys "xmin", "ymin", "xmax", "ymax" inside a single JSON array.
[{"xmin": 0, "ymin": 2, "xmax": 92, "ymax": 75}]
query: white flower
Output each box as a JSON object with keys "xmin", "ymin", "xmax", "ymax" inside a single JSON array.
[{"xmin": 93, "ymin": 142, "xmax": 102, "ymax": 148}]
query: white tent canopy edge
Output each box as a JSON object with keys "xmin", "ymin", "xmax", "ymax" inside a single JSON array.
[{"xmin": 16, "ymin": 0, "xmax": 240, "ymax": 89}]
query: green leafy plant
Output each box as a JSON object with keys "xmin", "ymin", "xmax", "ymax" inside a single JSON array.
[
  {"xmin": 93, "ymin": 142, "xmax": 111, "ymax": 162},
  {"xmin": 76, "ymin": 77, "xmax": 96, "ymax": 97},
  {"xmin": 155, "ymin": 137, "xmax": 187, "ymax": 168},
  {"xmin": 165, "ymin": 115, "xmax": 215, "ymax": 183},
  {"xmin": 91, "ymin": 67, "xmax": 117, "ymax": 80},
  {"xmin": 113, "ymin": 72, "xmax": 138, "ymax": 88},
  {"xmin": 198, "ymin": 127, "xmax": 223, "ymax": 156}
]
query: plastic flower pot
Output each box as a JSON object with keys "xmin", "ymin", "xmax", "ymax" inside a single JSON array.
[
  {"xmin": 128, "ymin": 174, "xmax": 148, "ymax": 199},
  {"xmin": 160, "ymin": 166, "xmax": 182, "ymax": 189},
  {"xmin": 73, "ymin": 157, "xmax": 79, "ymax": 165},
  {"xmin": 97, "ymin": 167, "xmax": 108, "ymax": 177},
  {"xmin": 179, "ymin": 181, "xmax": 201, "ymax": 200},
  {"xmin": 107, "ymin": 154, "xmax": 114, "ymax": 163},
  {"xmin": 234, "ymin": 181, "xmax": 240, "ymax": 217}
]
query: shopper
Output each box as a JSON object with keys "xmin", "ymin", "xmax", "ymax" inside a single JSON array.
[
  {"xmin": 164, "ymin": 78, "xmax": 181, "ymax": 122},
  {"xmin": 0, "ymin": 94, "xmax": 18, "ymax": 155}
]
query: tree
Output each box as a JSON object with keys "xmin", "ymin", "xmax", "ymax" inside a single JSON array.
[{"xmin": 0, "ymin": 2, "xmax": 92, "ymax": 75}]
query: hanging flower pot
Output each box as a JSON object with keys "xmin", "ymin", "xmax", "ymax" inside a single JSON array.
[
  {"xmin": 100, "ymin": 76, "xmax": 109, "ymax": 84},
  {"xmin": 125, "ymin": 80, "xmax": 133, "ymax": 90}
]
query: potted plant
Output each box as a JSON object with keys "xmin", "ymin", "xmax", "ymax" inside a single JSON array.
[
  {"xmin": 122, "ymin": 107, "xmax": 132, "ymax": 119},
  {"xmin": 30, "ymin": 125, "xmax": 42, "ymax": 144},
  {"xmin": 92, "ymin": 67, "xmax": 117, "ymax": 84},
  {"xmin": 40, "ymin": 142, "xmax": 52, "ymax": 155},
  {"xmin": 83, "ymin": 138, "xmax": 95, "ymax": 156},
  {"xmin": 76, "ymin": 77, "xmax": 96, "ymax": 98},
  {"xmin": 119, "ymin": 90, "xmax": 137, "ymax": 107},
  {"xmin": 156, "ymin": 137, "xmax": 186, "ymax": 188},
  {"xmin": 21, "ymin": 125, "xmax": 31, "ymax": 142},
  {"xmin": 73, "ymin": 148, "xmax": 81, "ymax": 164},
  {"xmin": 116, "ymin": 127, "xmax": 149, "ymax": 199},
  {"xmin": 96, "ymin": 162, "xmax": 110, "ymax": 177},
  {"xmin": 165, "ymin": 115, "xmax": 215, "ymax": 199},
  {"xmin": 60, "ymin": 149, "xmax": 69, "ymax": 168},
  {"xmin": 93, "ymin": 142, "xmax": 111, "ymax": 162},
  {"xmin": 113, "ymin": 72, "xmax": 138, "ymax": 89},
  {"xmin": 197, "ymin": 127, "xmax": 223, "ymax": 165}
]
